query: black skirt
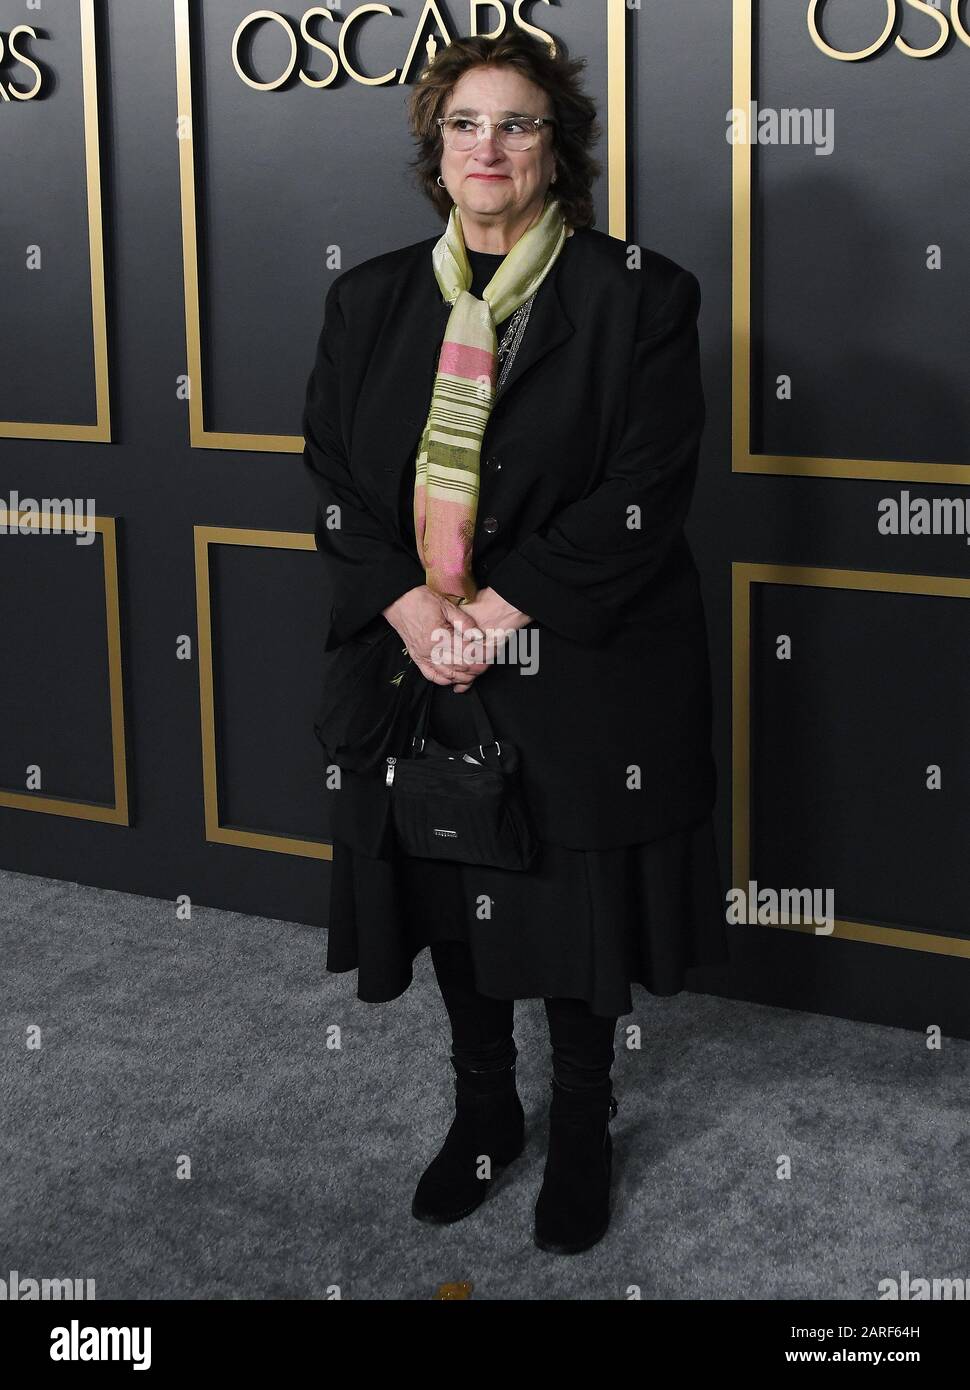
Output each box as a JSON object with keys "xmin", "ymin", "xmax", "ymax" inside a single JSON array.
[{"xmin": 325, "ymin": 681, "xmax": 730, "ymax": 1018}]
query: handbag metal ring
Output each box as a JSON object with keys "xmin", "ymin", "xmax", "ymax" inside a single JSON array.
[{"xmin": 480, "ymin": 741, "xmax": 501, "ymax": 760}]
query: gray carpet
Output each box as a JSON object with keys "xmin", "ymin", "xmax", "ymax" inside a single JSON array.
[{"xmin": 2, "ymin": 867, "xmax": 966, "ymax": 1301}]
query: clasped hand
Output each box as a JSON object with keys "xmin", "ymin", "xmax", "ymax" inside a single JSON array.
[{"xmin": 382, "ymin": 584, "xmax": 531, "ymax": 693}]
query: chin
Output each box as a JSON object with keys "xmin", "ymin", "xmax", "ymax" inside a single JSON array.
[{"xmin": 464, "ymin": 190, "xmax": 512, "ymax": 211}]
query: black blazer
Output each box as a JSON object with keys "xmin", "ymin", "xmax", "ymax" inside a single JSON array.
[{"xmin": 302, "ymin": 224, "xmax": 717, "ymax": 850}]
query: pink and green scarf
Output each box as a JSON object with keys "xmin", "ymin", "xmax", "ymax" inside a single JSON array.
[{"xmin": 413, "ymin": 193, "xmax": 568, "ymax": 604}]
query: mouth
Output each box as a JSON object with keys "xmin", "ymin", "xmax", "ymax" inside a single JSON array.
[{"xmin": 467, "ymin": 173, "xmax": 511, "ymax": 181}]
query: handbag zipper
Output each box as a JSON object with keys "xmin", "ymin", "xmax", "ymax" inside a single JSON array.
[{"xmin": 385, "ymin": 756, "xmax": 396, "ymax": 786}]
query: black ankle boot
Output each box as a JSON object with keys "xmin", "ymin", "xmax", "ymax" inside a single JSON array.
[
  {"xmin": 533, "ymin": 1077, "xmax": 619, "ymax": 1254},
  {"xmin": 411, "ymin": 1057, "xmax": 525, "ymax": 1224}
]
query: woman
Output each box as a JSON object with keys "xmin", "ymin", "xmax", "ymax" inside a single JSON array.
[{"xmin": 302, "ymin": 30, "xmax": 729, "ymax": 1256}]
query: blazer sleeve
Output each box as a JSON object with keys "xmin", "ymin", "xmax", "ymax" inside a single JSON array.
[
  {"xmin": 302, "ymin": 277, "xmax": 427, "ymax": 649},
  {"xmin": 486, "ymin": 267, "xmax": 705, "ymax": 646}
]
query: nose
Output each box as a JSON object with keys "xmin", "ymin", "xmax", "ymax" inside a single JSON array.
[{"xmin": 475, "ymin": 130, "xmax": 503, "ymax": 158}]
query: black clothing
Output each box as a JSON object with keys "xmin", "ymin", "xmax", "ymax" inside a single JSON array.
[
  {"xmin": 326, "ymin": 724, "xmax": 729, "ymax": 1015},
  {"xmin": 303, "ymin": 225, "xmax": 719, "ymax": 850},
  {"xmin": 304, "ymin": 225, "xmax": 731, "ymax": 1017},
  {"xmin": 429, "ymin": 939, "xmax": 618, "ymax": 1090},
  {"xmin": 464, "ymin": 245, "xmax": 508, "ymax": 303}
]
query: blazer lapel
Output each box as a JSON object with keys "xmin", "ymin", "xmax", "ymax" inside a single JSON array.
[
  {"xmin": 355, "ymin": 235, "xmax": 576, "ymax": 536},
  {"xmin": 494, "ymin": 258, "xmax": 574, "ymax": 408}
]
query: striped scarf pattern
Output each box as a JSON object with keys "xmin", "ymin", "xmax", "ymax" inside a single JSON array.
[{"xmin": 413, "ymin": 193, "xmax": 567, "ymax": 604}]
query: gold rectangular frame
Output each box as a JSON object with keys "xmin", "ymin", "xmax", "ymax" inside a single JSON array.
[
  {"xmin": 173, "ymin": 0, "xmax": 627, "ymax": 451},
  {"xmin": 194, "ymin": 523, "xmax": 332, "ymax": 858},
  {"xmin": 733, "ymin": 561, "xmax": 970, "ymax": 958},
  {"xmin": 0, "ymin": 0, "xmax": 110, "ymax": 441},
  {"xmin": 0, "ymin": 512, "xmax": 128, "ymax": 822},
  {"xmin": 731, "ymin": 0, "xmax": 969, "ymax": 484}
]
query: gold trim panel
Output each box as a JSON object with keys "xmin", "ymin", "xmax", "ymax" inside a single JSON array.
[
  {"xmin": 194, "ymin": 524, "xmax": 332, "ymax": 858},
  {"xmin": 732, "ymin": 561, "xmax": 970, "ymax": 958},
  {"xmin": 0, "ymin": 512, "xmax": 128, "ymax": 822},
  {"xmin": 0, "ymin": 0, "xmax": 110, "ymax": 441},
  {"xmin": 174, "ymin": 0, "xmax": 628, "ymax": 452},
  {"xmin": 731, "ymin": 0, "xmax": 969, "ymax": 485}
]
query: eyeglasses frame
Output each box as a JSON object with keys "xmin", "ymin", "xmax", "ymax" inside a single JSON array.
[{"xmin": 436, "ymin": 115, "xmax": 557, "ymax": 150}]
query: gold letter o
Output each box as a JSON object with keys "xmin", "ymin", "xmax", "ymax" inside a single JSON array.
[
  {"xmin": 808, "ymin": 0, "xmax": 896, "ymax": 61},
  {"xmin": 232, "ymin": 10, "xmax": 298, "ymax": 92}
]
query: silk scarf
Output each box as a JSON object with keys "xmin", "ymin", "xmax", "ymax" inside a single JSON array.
[{"xmin": 413, "ymin": 193, "xmax": 568, "ymax": 604}]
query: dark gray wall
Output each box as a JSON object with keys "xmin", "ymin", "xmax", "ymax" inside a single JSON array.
[{"xmin": 2, "ymin": 0, "xmax": 968, "ymax": 1035}]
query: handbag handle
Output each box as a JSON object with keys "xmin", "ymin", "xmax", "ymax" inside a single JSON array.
[{"xmin": 410, "ymin": 679, "xmax": 501, "ymax": 763}]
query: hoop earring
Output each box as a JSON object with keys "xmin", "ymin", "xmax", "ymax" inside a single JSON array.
[{"xmin": 436, "ymin": 175, "xmax": 445, "ymax": 187}]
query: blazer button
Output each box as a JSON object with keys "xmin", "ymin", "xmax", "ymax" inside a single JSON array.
[
  {"xmin": 486, "ymin": 457, "xmax": 502, "ymax": 471},
  {"xmin": 482, "ymin": 515, "xmax": 499, "ymax": 534}
]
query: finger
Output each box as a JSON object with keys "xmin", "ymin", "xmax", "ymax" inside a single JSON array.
[
  {"xmin": 426, "ymin": 660, "xmax": 465, "ymax": 680},
  {"xmin": 425, "ymin": 644, "xmax": 477, "ymax": 677},
  {"xmin": 445, "ymin": 654, "xmax": 485, "ymax": 675},
  {"xmin": 416, "ymin": 659, "xmax": 454, "ymax": 686},
  {"xmin": 440, "ymin": 598, "xmax": 468, "ymax": 624},
  {"xmin": 451, "ymin": 626, "xmax": 486, "ymax": 671}
]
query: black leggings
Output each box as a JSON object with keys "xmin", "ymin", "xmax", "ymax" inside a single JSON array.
[{"xmin": 429, "ymin": 939, "xmax": 618, "ymax": 1089}]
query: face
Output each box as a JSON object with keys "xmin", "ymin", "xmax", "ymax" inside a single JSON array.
[{"xmin": 438, "ymin": 65, "xmax": 557, "ymax": 238}]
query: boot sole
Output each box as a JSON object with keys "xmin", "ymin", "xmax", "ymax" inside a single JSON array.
[
  {"xmin": 411, "ymin": 1144, "xmax": 525, "ymax": 1225},
  {"xmin": 532, "ymin": 1213, "xmax": 610, "ymax": 1255}
]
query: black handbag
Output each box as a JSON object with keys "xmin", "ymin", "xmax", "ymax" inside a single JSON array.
[{"xmin": 384, "ymin": 676, "xmax": 539, "ymax": 871}]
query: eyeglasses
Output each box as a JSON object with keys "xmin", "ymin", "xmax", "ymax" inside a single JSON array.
[{"xmin": 437, "ymin": 115, "xmax": 556, "ymax": 152}]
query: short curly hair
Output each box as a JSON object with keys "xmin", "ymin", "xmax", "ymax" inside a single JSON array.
[{"xmin": 407, "ymin": 29, "xmax": 602, "ymax": 230}]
